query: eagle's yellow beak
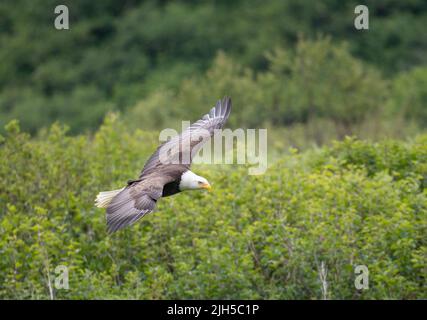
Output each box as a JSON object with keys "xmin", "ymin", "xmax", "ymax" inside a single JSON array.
[{"xmin": 201, "ymin": 182, "xmax": 212, "ymax": 191}]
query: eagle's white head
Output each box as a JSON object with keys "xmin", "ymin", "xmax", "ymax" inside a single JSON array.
[{"xmin": 179, "ymin": 170, "xmax": 211, "ymax": 191}]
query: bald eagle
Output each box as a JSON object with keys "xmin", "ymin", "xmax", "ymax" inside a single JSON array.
[{"xmin": 95, "ymin": 97, "xmax": 232, "ymax": 233}]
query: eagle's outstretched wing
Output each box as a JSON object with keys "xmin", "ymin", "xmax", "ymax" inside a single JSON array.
[
  {"xmin": 106, "ymin": 174, "xmax": 171, "ymax": 233},
  {"xmin": 139, "ymin": 97, "xmax": 232, "ymax": 177}
]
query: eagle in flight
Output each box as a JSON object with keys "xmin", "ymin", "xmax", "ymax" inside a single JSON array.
[{"xmin": 95, "ymin": 97, "xmax": 232, "ymax": 233}]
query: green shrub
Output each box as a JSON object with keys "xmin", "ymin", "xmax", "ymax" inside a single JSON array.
[
  {"xmin": 0, "ymin": 117, "xmax": 425, "ymax": 299},
  {"xmin": 128, "ymin": 38, "xmax": 388, "ymax": 136},
  {"xmin": 310, "ymin": 136, "xmax": 427, "ymax": 190},
  {"xmin": 389, "ymin": 66, "xmax": 427, "ymax": 128}
]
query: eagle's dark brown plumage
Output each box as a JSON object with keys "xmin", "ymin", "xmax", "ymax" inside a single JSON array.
[{"xmin": 95, "ymin": 97, "xmax": 232, "ymax": 233}]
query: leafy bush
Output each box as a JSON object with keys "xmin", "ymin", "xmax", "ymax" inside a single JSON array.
[
  {"xmin": 0, "ymin": 117, "xmax": 425, "ymax": 299},
  {"xmin": 389, "ymin": 66, "xmax": 427, "ymax": 128},
  {"xmin": 313, "ymin": 136, "xmax": 427, "ymax": 189},
  {"xmin": 128, "ymin": 38, "xmax": 388, "ymax": 134}
]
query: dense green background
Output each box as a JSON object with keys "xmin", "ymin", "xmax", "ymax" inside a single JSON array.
[
  {"xmin": 1, "ymin": 0, "xmax": 427, "ymax": 134},
  {"xmin": 0, "ymin": 0, "xmax": 426, "ymax": 299}
]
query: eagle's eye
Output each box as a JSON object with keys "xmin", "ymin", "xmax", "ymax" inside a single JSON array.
[{"xmin": 198, "ymin": 181, "xmax": 203, "ymax": 185}]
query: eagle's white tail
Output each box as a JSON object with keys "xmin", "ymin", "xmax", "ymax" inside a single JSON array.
[{"xmin": 95, "ymin": 188, "xmax": 124, "ymax": 208}]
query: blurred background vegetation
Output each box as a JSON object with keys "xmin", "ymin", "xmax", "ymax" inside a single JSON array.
[
  {"xmin": 0, "ymin": 0, "xmax": 426, "ymax": 299},
  {"xmin": 0, "ymin": 0, "xmax": 427, "ymax": 138}
]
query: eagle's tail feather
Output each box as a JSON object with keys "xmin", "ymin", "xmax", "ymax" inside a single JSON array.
[{"xmin": 95, "ymin": 188, "xmax": 125, "ymax": 208}]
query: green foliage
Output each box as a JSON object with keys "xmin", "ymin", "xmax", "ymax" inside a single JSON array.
[
  {"xmin": 389, "ymin": 66, "xmax": 427, "ymax": 128},
  {"xmin": 316, "ymin": 136, "xmax": 427, "ymax": 190},
  {"xmin": 128, "ymin": 38, "xmax": 388, "ymax": 133},
  {"xmin": 0, "ymin": 118, "xmax": 425, "ymax": 299},
  {"xmin": 1, "ymin": 1, "xmax": 427, "ymax": 133},
  {"xmin": 261, "ymin": 38, "xmax": 387, "ymax": 127}
]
